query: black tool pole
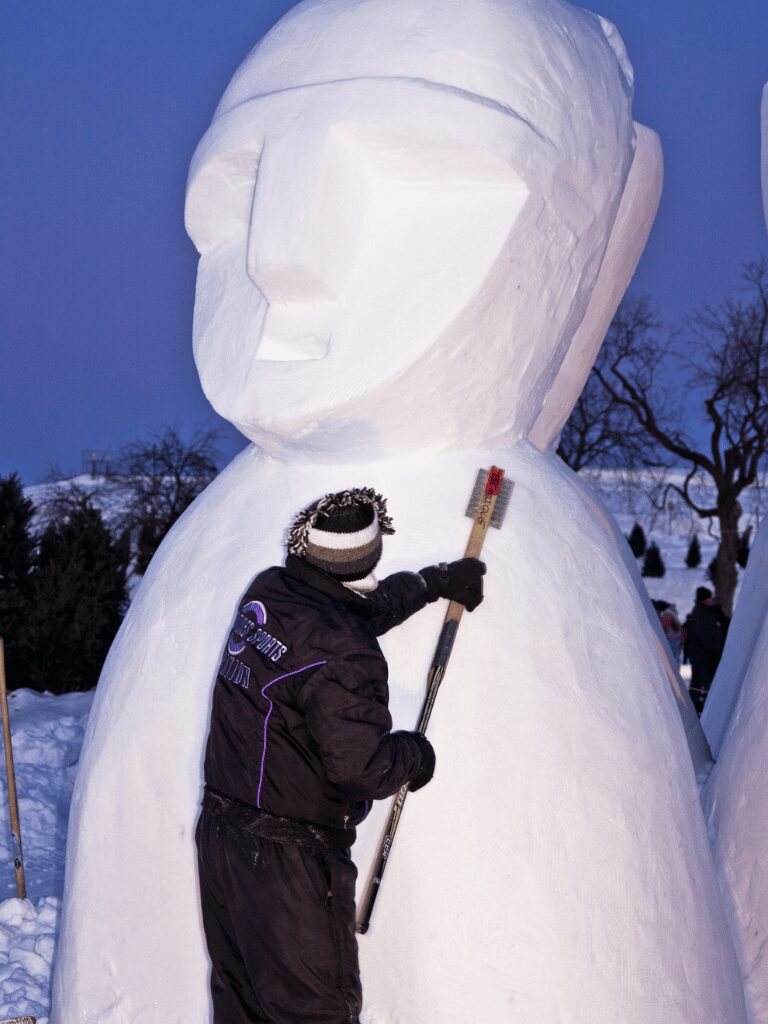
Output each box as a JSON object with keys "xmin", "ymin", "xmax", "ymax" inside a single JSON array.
[{"xmin": 356, "ymin": 621, "xmax": 458, "ymax": 934}]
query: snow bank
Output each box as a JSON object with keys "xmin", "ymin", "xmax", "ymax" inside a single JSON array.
[
  {"xmin": 0, "ymin": 689, "xmax": 94, "ymax": 1024},
  {"xmin": 0, "ymin": 897, "xmax": 59, "ymax": 1024},
  {"xmin": 0, "ymin": 692, "xmax": 93, "ymax": 902}
]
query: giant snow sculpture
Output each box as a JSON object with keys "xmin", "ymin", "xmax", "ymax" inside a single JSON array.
[
  {"xmin": 700, "ymin": 84, "xmax": 768, "ymax": 1024},
  {"xmin": 52, "ymin": 2, "xmax": 748, "ymax": 1021}
]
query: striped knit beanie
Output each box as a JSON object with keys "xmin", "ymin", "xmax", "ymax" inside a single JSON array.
[{"xmin": 287, "ymin": 488, "xmax": 394, "ymax": 584}]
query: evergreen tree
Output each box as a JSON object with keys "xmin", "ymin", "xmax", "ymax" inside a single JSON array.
[
  {"xmin": 685, "ymin": 534, "xmax": 701, "ymax": 569},
  {"xmin": 641, "ymin": 542, "xmax": 665, "ymax": 578},
  {"xmin": 737, "ymin": 527, "xmax": 752, "ymax": 569},
  {"xmin": 14, "ymin": 503, "xmax": 128, "ymax": 693},
  {"xmin": 0, "ymin": 474, "xmax": 36, "ymax": 686},
  {"xmin": 627, "ymin": 522, "xmax": 647, "ymax": 558}
]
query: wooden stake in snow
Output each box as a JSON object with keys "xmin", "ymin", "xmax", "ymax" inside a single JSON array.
[{"xmin": 0, "ymin": 639, "xmax": 27, "ymax": 900}]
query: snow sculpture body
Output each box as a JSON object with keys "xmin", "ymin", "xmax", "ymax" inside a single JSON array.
[
  {"xmin": 699, "ymin": 85, "xmax": 768, "ymax": 1024},
  {"xmin": 52, "ymin": 2, "xmax": 748, "ymax": 1021}
]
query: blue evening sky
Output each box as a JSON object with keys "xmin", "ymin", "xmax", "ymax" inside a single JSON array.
[{"xmin": 2, "ymin": 0, "xmax": 767, "ymax": 483}]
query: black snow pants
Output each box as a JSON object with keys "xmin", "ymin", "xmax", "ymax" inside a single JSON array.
[
  {"xmin": 689, "ymin": 656, "xmax": 719, "ymax": 715},
  {"xmin": 196, "ymin": 789, "xmax": 362, "ymax": 1024}
]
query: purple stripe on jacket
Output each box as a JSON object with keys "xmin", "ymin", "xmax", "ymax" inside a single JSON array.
[{"xmin": 256, "ymin": 660, "xmax": 328, "ymax": 808}]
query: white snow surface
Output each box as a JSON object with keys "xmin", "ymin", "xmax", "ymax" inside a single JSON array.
[
  {"xmin": 0, "ymin": 897, "xmax": 59, "ymax": 1024},
  {"xmin": 0, "ymin": 691, "xmax": 93, "ymax": 903},
  {"xmin": 529, "ymin": 122, "xmax": 663, "ymax": 453},
  {"xmin": 51, "ymin": 1, "xmax": 748, "ymax": 1021},
  {"xmin": 0, "ymin": 690, "xmax": 94, "ymax": 1023}
]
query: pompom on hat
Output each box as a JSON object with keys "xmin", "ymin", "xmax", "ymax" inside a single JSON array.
[{"xmin": 287, "ymin": 487, "xmax": 394, "ymax": 586}]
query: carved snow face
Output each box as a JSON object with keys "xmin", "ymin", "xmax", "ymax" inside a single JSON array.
[{"xmin": 186, "ymin": 0, "xmax": 636, "ymax": 457}]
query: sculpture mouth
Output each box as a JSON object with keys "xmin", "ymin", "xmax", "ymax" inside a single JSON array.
[
  {"xmin": 254, "ymin": 301, "xmax": 333, "ymax": 361},
  {"xmin": 254, "ymin": 334, "xmax": 331, "ymax": 361}
]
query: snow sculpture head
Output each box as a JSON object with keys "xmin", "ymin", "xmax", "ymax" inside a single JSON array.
[
  {"xmin": 529, "ymin": 123, "xmax": 663, "ymax": 451},
  {"xmin": 186, "ymin": 0, "xmax": 640, "ymax": 458}
]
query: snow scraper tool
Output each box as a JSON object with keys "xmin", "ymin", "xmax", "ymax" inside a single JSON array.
[{"xmin": 356, "ymin": 466, "xmax": 512, "ymax": 934}]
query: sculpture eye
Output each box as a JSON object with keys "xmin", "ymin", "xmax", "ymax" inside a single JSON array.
[
  {"xmin": 342, "ymin": 122, "xmax": 527, "ymax": 192},
  {"xmin": 185, "ymin": 137, "xmax": 264, "ymax": 254}
]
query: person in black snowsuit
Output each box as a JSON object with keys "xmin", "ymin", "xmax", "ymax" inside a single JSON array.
[
  {"xmin": 196, "ymin": 487, "xmax": 485, "ymax": 1024},
  {"xmin": 683, "ymin": 586, "xmax": 730, "ymax": 715}
]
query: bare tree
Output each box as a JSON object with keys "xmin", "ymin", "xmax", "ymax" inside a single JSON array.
[
  {"xmin": 591, "ymin": 263, "xmax": 768, "ymax": 615},
  {"xmin": 557, "ymin": 299, "xmax": 660, "ymax": 472},
  {"xmin": 117, "ymin": 426, "xmax": 220, "ymax": 574}
]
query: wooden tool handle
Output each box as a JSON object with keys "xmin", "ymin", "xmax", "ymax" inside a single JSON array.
[{"xmin": 0, "ymin": 640, "xmax": 26, "ymax": 900}]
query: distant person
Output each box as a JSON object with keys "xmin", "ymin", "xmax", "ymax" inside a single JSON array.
[
  {"xmin": 653, "ymin": 600, "xmax": 683, "ymax": 664},
  {"xmin": 683, "ymin": 587, "xmax": 729, "ymax": 714}
]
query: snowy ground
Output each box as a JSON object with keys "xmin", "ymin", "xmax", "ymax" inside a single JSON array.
[
  {"xmin": 0, "ymin": 690, "xmax": 94, "ymax": 1022},
  {"xmin": 3, "ymin": 468, "xmax": 764, "ymax": 1018},
  {"xmin": 586, "ymin": 467, "xmax": 766, "ymax": 621}
]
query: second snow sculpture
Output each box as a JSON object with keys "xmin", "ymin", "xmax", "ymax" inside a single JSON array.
[
  {"xmin": 700, "ymin": 84, "xmax": 768, "ymax": 1024},
  {"xmin": 53, "ymin": 1, "xmax": 748, "ymax": 1022}
]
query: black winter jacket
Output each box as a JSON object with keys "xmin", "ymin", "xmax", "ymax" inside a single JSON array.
[
  {"xmin": 203, "ymin": 556, "xmax": 431, "ymax": 835},
  {"xmin": 684, "ymin": 602, "xmax": 730, "ymax": 663}
]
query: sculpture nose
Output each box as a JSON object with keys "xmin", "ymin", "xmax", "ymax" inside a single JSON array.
[{"xmin": 247, "ymin": 130, "xmax": 358, "ymax": 305}]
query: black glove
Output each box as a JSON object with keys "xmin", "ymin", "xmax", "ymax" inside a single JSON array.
[
  {"xmin": 419, "ymin": 557, "xmax": 486, "ymax": 612},
  {"xmin": 409, "ymin": 733, "xmax": 436, "ymax": 793}
]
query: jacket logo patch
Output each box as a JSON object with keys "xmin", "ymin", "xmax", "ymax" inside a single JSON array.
[
  {"xmin": 227, "ymin": 600, "xmax": 288, "ymax": 664},
  {"xmin": 227, "ymin": 600, "xmax": 267, "ymax": 654},
  {"xmin": 219, "ymin": 652, "xmax": 251, "ymax": 689}
]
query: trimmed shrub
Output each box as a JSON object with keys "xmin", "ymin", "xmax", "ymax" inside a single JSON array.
[
  {"xmin": 642, "ymin": 542, "xmax": 666, "ymax": 578},
  {"xmin": 628, "ymin": 522, "xmax": 647, "ymax": 558},
  {"xmin": 685, "ymin": 534, "xmax": 701, "ymax": 569}
]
